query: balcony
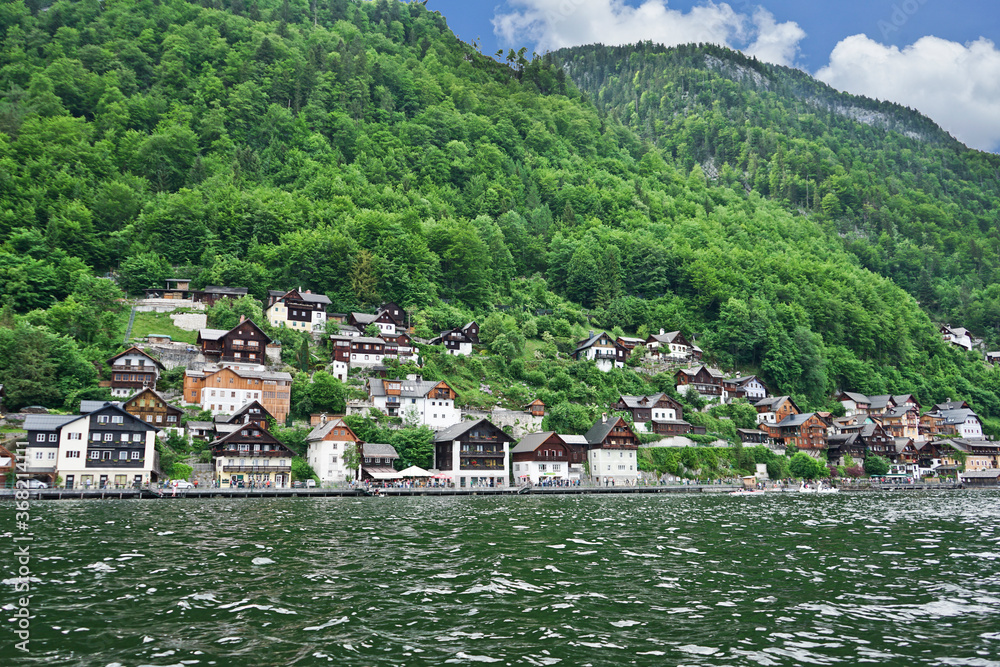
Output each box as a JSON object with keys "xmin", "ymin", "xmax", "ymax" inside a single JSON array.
[
  {"xmin": 223, "ymin": 465, "xmax": 291, "ymax": 473},
  {"xmin": 215, "ymin": 448, "xmax": 286, "ymax": 457},
  {"xmin": 460, "ymin": 448, "xmax": 505, "ymax": 456},
  {"xmin": 86, "ymin": 459, "xmax": 145, "ymax": 468}
]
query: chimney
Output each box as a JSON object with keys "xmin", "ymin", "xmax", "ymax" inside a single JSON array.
[
  {"xmin": 602, "ymin": 412, "xmax": 608, "ymax": 423},
  {"xmin": 320, "ymin": 413, "xmax": 327, "ymax": 425},
  {"xmin": 660, "ymin": 328, "xmax": 665, "ymax": 335},
  {"xmin": 239, "ymin": 314, "xmax": 246, "ymax": 323},
  {"xmin": 589, "ymin": 330, "xmax": 595, "ymax": 339}
]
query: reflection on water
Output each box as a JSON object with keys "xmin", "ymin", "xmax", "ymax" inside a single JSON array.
[{"xmin": 2, "ymin": 492, "xmax": 1000, "ymax": 666}]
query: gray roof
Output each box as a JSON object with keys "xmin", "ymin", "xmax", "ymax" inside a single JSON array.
[
  {"xmin": 198, "ymin": 328, "xmax": 229, "ymax": 340},
  {"xmin": 574, "ymin": 331, "xmax": 610, "ymax": 353},
  {"xmin": 370, "ymin": 378, "xmax": 446, "ymax": 399},
  {"xmin": 307, "ymin": 419, "xmax": 349, "ymax": 442},
  {"xmin": 363, "ymin": 442, "xmax": 399, "ymax": 459},
  {"xmin": 186, "ymin": 421, "xmax": 214, "ymax": 430},
  {"xmin": 677, "ymin": 365, "xmax": 724, "ymax": 378},
  {"xmin": 351, "ymin": 313, "xmax": 378, "ymax": 324},
  {"xmin": 893, "ymin": 394, "xmax": 919, "ymax": 405},
  {"xmin": 80, "ymin": 400, "xmax": 114, "ymax": 413},
  {"xmin": 23, "ymin": 414, "xmax": 81, "ymax": 431},
  {"xmin": 512, "ymin": 432, "xmax": 558, "ymax": 454},
  {"xmin": 939, "ymin": 408, "xmax": 979, "ymax": 425},
  {"xmin": 298, "ymin": 292, "xmax": 331, "ymax": 304},
  {"xmin": 649, "ymin": 330, "xmax": 684, "ymax": 344},
  {"xmin": 867, "ymin": 395, "xmax": 894, "ymax": 411},
  {"xmin": 893, "ymin": 437, "xmax": 915, "ymax": 453},
  {"xmin": 561, "ymin": 435, "xmax": 588, "ymax": 445},
  {"xmin": 882, "ymin": 406, "xmax": 912, "ymax": 418},
  {"xmin": 839, "ymin": 392, "xmax": 870, "ymax": 404},
  {"xmin": 618, "ymin": 394, "xmax": 665, "ymax": 409},
  {"xmin": 776, "ymin": 413, "xmax": 816, "ymax": 428},
  {"xmin": 434, "ymin": 418, "xmax": 505, "ymax": 443},
  {"xmin": 651, "ymin": 419, "xmax": 691, "ymax": 426},
  {"xmin": 961, "ymin": 469, "xmax": 1000, "ymax": 479},
  {"xmin": 352, "ymin": 336, "xmax": 387, "ymax": 345},
  {"xmin": 584, "ymin": 417, "xmax": 630, "ymax": 445},
  {"xmin": 935, "ymin": 401, "xmax": 969, "ymax": 411}
]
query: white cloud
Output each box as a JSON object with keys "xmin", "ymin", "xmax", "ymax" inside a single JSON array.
[
  {"xmin": 492, "ymin": 0, "xmax": 805, "ymax": 66},
  {"xmin": 816, "ymin": 34, "xmax": 1000, "ymax": 152},
  {"xmin": 745, "ymin": 8, "xmax": 805, "ymax": 69}
]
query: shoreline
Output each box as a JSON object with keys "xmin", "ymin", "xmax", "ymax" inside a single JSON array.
[{"xmin": 0, "ymin": 481, "xmax": 968, "ymax": 501}]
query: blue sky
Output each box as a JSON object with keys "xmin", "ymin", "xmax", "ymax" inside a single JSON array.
[{"xmin": 425, "ymin": 1, "xmax": 1000, "ymax": 151}]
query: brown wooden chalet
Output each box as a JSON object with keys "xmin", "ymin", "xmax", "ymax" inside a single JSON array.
[
  {"xmin": 223, "ymin": 400, "xmax": 273, "ymax": 431},
  {"xmin": 754, "ymin": 395, "xmax": 800, "ymax": 426},
  {"xmin": 378, "ymin": 302, "xmax": 409, "ymax": 329},
  {"xmin": 120, "ymin": 388, "xmax": 183, "ymax": 429},
  {"xmin": 511, "ymin": 432, "xmax": 583, "ymax": 468},
  {"xmin": 526, "ymin": 399, "xmax": 546, "ymax": 417},
  {"xmin": 430, "ymin": 321, "xmax": 481, "ymax": 354},
  {"xmin": 613, "ymin": 393, "xmax": 692, "ymax": 436},
  {"xmin": 585, "ymin": 415, "xmax": 639, "ymax": 450},
  {"xmin": 774, "ymin": 412, "xmax": 828, "ymax": 450},
  {"xmin": 433, "ymin": 418, "xmax": 514, "ymax": 486},
  {"xmin": 106, "ymin": 346, "xmax": 164, "ymax": 396},
  {"xmin": 646, "ymin": 329, "xmax": 692, "ymax": 357},
  {"xmin": 197, "ymin": 317, "xmax": 270, "ymax": 365},
  {"xmin": 893, "ymin": 438, "xmax": 919, "ymax": 465},
  {"xmin": 675, "ymin": 365, "xmax": 724, "ymax": 398},
  {"xmin": 360, "ymin": 442, "xmax": 401, "ymax": 481},
  {"xmin": 349, "ymin": 310, "xmax": 399, "ymax": 334}
]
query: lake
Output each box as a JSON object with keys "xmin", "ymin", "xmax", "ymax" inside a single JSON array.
[{"xmin": 3, "ymin": 491, "xmax": 1000, "ymax": 665}]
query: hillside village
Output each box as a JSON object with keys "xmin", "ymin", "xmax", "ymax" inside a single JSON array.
[{"xmin": 4, "ymin": 285, "xmax": 1000, "ymax": 491}]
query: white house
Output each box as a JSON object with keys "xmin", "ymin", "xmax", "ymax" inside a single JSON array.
[
  {"xmin": 429, "ymin": 322, "xmax": 480, "ymax": 356},
  {"xmin": 941, "ymin": 325, "xmax": 974, "ymax": 351},
  {"xmin": 266, "ymin": 289, "xmax": 331, "ymax": 332},
  {"xmin": 572, "ymin": 331, "xmax": 627, "ymax": 372},
  {"xmin": 645, "ymin": 329, "xmax": 692, "ymax": 359},
  {"xmin": 369, "ymin": 376, "xmax": 460, "ymax": 430},
  {"xmin": 306, "ymin": 416, "xmax": 362, "ymax": 485},
  {"xmin": 585, "ymin": 415, "xmax": 639, "ymax": 485}
]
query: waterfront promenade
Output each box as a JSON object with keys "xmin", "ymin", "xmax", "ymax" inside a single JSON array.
[{"xmin": 0, "ymin": 480, "xmax": 965, "ymax": 501}]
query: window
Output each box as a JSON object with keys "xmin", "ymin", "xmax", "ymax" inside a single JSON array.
[
  {"xmin": 48, "ymin": 451, "xmax": 55, "ymax": 460},
  {"xmin": 133, "ymin": 434, "xmax": 142, "ymax": 442},
  {"xmin": 119, "ymin": 451, "xmax": 128, "ymax": 460},
  {"xmin": 104, "ymin": 433, "xmax": 113, "ymax": 442},
  {"xmin": 131, "ymin": 451, "xmax": 140, "ymax": 460},
  {"xmin": 89, "ymin": 451, "xmax": 100, "ymax": 460},
  {"xmin": 35, "ymin": 434, "xmax": 44, "ymax": 442},
  {"xmin": 231, "ymin": 392, "xmax": 236, "ymax": 398},
  {"xmin": 146, "ymin": 415, "xmax": 153, "ymax": 422},
  {"xmin": 49, "ymin": 433, "xmax": 57, "ymax": 442},
  {"xmin": 68, "ymin": 433, "xmax": 82, "ymax": 441},
  {"xmin": 112, "ymin": 415, "xmax": 123, "ymax": 424},
  {"xmin": 67, "ymin": 451, "xmax": 80, "ymax": 458},
  {"xmin": 34, "ymin": 451, "xmax": 42, "ymax": 460},
  {"xmin": 98, "ymin": 415, "xmax": 109, "ymax": 424},
  {"xmin": 92, "ymin": 433, "xmax": 101, "ymax": 442},
  {"xmin": 167, "ymin": 415, "xmax": 177, "ymax": 423}
]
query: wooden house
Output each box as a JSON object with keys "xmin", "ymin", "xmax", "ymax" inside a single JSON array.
[
  {"xmin": 774, "ymin": 413, "xmax": 828, "ymax": 450},
  {"xmin": 572, "ymin": 331, "xmax": 627, "ymax": 372},
  {"xmin": 266, "ymin": 288, "xmax": 332, "ymax": 332},
  {"xmin": 675, "ymin": 366, "xmax": 725, "ymax": 401},
  {"xmin": 433, "ymin": 418, "xmax": 513, "ymax": 488},
  {"xmin": 120, "ymin": 388, "xmax": 184, "ymax": 431},
  {"xmin": 197, "ymin": 317, "xmax": 271, "ymax": 368},
  {"xmin": 645, "ymin": 329, "xmax": 692, "ymax": 359},
  {"xmin": 754, "ymin": 395, "xmax": 800, "ymax": 426},
  {"xmin": 106, "ymin": 347, "xmax": 164, "ymax": 398},
  {"xmin": 430, "ymin": 322, "xmax": 480, "ymax": 356}
]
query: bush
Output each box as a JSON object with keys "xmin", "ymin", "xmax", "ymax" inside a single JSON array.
[{"xmin": 863, "ymin": 455, "xmax": 891, "ymax": 477}]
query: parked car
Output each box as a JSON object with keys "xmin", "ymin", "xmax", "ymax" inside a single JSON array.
[
  {"xmin": 171, "ymin": 480, "xmax": 195, "ymax": 489},
  {"xmin": 22, "ymin": 479, "xmax": 48, "ymax": 489},
  {"xmin": 306, "ymin": 479, "xmax": 316, "ymax": 488},
  {"xmin": 292, "ymin": 481, "xmax": 304, "ymax": 488}
]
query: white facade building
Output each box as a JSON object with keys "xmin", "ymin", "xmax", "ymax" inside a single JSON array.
[
  {"xmin": 369, "ymin": 376, "xmax": 460, "ymax": 430},
  {"xmin": 306, "ymin": 417, "xmax": 361, "ymax": 485}
]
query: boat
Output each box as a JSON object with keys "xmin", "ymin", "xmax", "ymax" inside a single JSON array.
[{"xmin": 797, "ymin": 481, "xmax": 816, "ymax": 493}]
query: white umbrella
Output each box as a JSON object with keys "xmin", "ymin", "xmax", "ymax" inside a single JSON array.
[{"xmin": 397, "ymin": 465, "xmax": 432, "ymax": 477}]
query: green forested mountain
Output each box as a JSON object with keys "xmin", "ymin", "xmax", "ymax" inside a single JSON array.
[
  {"xmin": 1, "ymin": 0, "xmax": 999, "ymax": 429},
  {"xmin": 555, "ymin": 42, "xmax": 1000, "ymax": 344}
]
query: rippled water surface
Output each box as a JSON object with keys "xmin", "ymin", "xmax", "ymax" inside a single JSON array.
[{"xmin": 4, "ymin": 491, "xmax": 1000, "ymax": 666}]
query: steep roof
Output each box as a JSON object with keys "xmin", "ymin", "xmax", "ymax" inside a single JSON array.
[
  {"xmin": 351, "ymin": 312, "xmax": 378, "ymax": 325},
  {"xmin": 512, "ymin": 432, "xmax": 559, "ymax": 453},
  {"xmin": 306, "ymin": 418, "xmax": 352, "ymax": 442},
  {"xmin": 867, "ymin": 395, "xmax": 894, "ymax": 411},
  {"xmin": 197, "ymin": 328, "xmax": 229, "ymax": 341},
  {"xmin": 838, "ymin": 391, "xmax": 870, "ymax": 404},
  {"xmin": 648, "ymin": 330, "xmax": 685, "ymax": 344},
  {"xmin": 363, "ymin": 442, "xmax": 399, "ymax": 459},
  {"xmin": 574, "ymin": 331, "xmax": 610, "ymax": 353},
  {"xmin": 434, "ymin": 418, "xmax": 511, "ymax": 443},
  {"xmin": 369, "ymin": 378, "xmax": 451, "ymax": 399},
  {"xmin": 107, "ymin": 346, "xmax": 165, "ymax": 369},
  {"xmin": 23, "ymin": 414, "xmax": 81, "ymax": 431},
  {"xmin": 938, "ymin": 408, "xmax": 979, "ymax": 425},
  {"xmin": 618, "ymin": 394, "xmax": 664, "ymax": 409},
  {"xmin": 776, "ymin": 412, "xmax": 816, "ymax": 428},
  {"xmin": 584, "ymin": 416, "xmax": 631, "ymax": 445}
]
